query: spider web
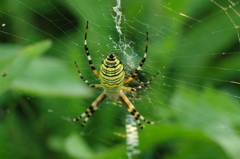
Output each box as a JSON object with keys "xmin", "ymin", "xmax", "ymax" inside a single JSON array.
[{"xmin": 0, "ymin": 0, "xmax": 240, "ymax": 159}]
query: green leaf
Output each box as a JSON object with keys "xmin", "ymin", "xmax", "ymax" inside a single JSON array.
[
  {"xmin": 0, "ymin": 40, "xmax": 51, "ymax": 96},
  {"xmin": 171, "ymin": 84, "xmax": 240, "ymax": 159},
  {"xmin": 11, "ymin": 57, "xmax": 92, "ymax": 97},
  {"xmin": 64, "ymin": 133, "xmax": 94, "ymax": 158}
]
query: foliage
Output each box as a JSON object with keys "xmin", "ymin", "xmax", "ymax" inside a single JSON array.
[{"xmin": 0, "ymin": 0, "xmax": 240, "ymax": 159}]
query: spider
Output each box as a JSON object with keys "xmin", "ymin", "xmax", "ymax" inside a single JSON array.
[{"xmin": 72, "ymin": 21, "xmax": 163, "ymax": 129}]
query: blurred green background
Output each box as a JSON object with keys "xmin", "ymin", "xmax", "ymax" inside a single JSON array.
[{"xmin": 0, "ymin": 0, "xmax": 240, "ymax": 159}]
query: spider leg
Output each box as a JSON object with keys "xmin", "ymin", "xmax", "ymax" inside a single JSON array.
[
  {"xmin": 74, "ymin": 61, "xmax": 102, "ymax": 88},
  {"xmin": 84, "ymin": 21, "xmax": 100, "ymax": 78},
  {"xmin": 124, "ymin": 32, "xmax": 149, "ymax": 84},
  {"xmin": 72, "ymin": 92, "xmax": 107, "ymax": 127},
  {"xmin": 122, "ymin": 72, "xmax": 159, "ymax": 91},
  {"xmin": 119, "ymin": 90, "xmax": 163, "ymax": 129}
]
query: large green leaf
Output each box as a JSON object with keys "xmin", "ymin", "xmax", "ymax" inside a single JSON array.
[
  {"xmin": 171, "ymin": 85, "xmax": 240, "ymax": 159},
  {"xmin": 0, "ymin": 40, "xmax": 52, "ymax": 96}
]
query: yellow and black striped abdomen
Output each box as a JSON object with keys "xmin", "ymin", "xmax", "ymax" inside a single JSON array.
[{"xmin": 100, "ymin": 54, "xmax": 125, "ymax": 99}]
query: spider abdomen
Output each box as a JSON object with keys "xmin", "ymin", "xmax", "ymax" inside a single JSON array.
[{"xmin": 100, "ymin": 54, "xmax": 125, "ymax": 99}]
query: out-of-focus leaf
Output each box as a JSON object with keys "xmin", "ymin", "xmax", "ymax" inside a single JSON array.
[
  {"xmin": 0, "ymin": 40, "xmax": 51, "ymax": 95},
  {"xmin": 64, "ymin": 133, "xmax": 94, "ymax": 158},
  {"xmin": 171, "ymin": 84, "xmax": 240, "ymax": 159},
  {"xmin": 11, "ymin": 57, "xmax": 92, "ymax": 98}
]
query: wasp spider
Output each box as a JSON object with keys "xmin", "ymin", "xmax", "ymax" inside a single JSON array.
[{"xmin": 72, "ymin": 21, "xmax": 163, "ymax": 129}]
